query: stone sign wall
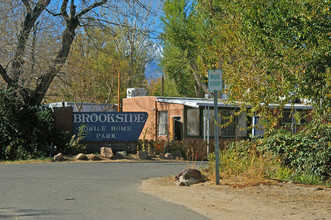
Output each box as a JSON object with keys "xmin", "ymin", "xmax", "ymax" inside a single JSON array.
[
  {"xmin": 53, "ymin": 108, "xmax": 148, "ymax": 153},
  {"xmin": 72, "ymin": 112, "xmax": 148, "ymax": 141}
]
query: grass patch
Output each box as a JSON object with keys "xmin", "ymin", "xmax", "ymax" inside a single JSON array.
[
  {"xmin": 204, "ymin": 140, "xmax": 330, "ymax": 187},
  {"xmin": 0, "ymin": 157, "xmax": 54, "ymax": 164}
]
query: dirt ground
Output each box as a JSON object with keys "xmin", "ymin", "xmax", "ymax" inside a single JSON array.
[{"xmin": 139, "ymin": 176, "xmax": 331, "ymax": 220}]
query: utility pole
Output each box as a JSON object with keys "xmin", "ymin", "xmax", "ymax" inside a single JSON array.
[
  {"xmin": 161, "ymin": 74, "xmax": 164, "ymax": 96},
  {"xmin": 118, "ymin": 71, "xmax": 121, "ymax": 112}
]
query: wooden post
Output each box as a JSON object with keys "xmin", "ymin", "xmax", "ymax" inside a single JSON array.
[
  {"xmin": 161, "ymin": 74, "xmax": 164, "ymax": 96},
  {"xmin": 155, "ymin": 99, "xmax": 158, "ymax": 141},
  {"xmin": 118, "ymin": 71, "xmax": 121, "ymax": 112}
]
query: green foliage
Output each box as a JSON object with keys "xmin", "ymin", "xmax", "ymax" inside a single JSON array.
[
  {"xmin": 141, "ymin": 128, "xmax": 148, "ymax": 151},
  {"xmin": 169, "ymin": 141, "xmax": 187, "ymax": 160},
  {"xmin": 207, "ymin": 128, "xmax": 330, "ymax": 185},
  {"xmin": 161, "ymin": 0, "xmax": 329, "ymax": 127},
  {"xmin": 262, "ymin": 122, "xmax": 331, "ymax": 179},
  {"xmin": 147, "ymin": 75, "xmax": 181, "ymax": 97},
  {"xmin": 206, "ymin": 140, "xmax": 282, "ymax": 183},
  {"xmin": 236, "ymin": 0, "xmax": 330, "ymax": 112},
  {"xmin": 62, "ymin": 125, "xmax": 87, "ymax": 155},
  {"xmin": 49, "ymin": 27, "xmax": 128, "ymax": 104},
  {"xmin": 292, "ymin": 171, "xmax": 326, "ymax": 185},
  {"xmin": 0, "ymin": 88, "xmax": 59, "ymax": 160},
  {"xmin": 160, "ymin": 0, "xmax": 208, "ymax": 97}
]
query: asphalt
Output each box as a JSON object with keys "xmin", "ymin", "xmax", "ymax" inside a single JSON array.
[{"xmin": 0, "ymin": 161, "xmax": 209, "ymax": 220}]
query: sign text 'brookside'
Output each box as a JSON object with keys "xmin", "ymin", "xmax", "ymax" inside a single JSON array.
[{"xmin": 73, "ymin": 112, "xmax": 148, "ymax": 142}]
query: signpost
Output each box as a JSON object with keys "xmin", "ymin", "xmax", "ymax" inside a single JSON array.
[{"xmin": 208, "ymin": 69, "xmax": 223, "ymax": 185}]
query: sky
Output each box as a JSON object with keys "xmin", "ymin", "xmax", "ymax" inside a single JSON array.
[{"xmin": 47, "ymin": 0, "xmax": 165, "ymax": 80}]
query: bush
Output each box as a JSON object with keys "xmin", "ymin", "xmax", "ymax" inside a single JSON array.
[
  {"xmin": 0, "ymin": 88, "xmax": 61, "ymax": 160},
  {"xmin": 62, "ymin": 126, "xmax": 87, "ymax": 155},
  {"xmin": 206, "ymin": 140, "xmax": 283, "ymax": 185},
  {"xmin": 262, "ymin": 122, "xmax": 331, "ymax": 179},
  {"xmin": 169, "ymin": 141, "xmax": 187, "ymax": 160},
  {"xmin": 206, "ymin": 137, "xmax": 330, "ymax": 186}
]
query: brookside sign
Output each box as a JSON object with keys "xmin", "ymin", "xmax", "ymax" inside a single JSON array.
[{"xmin": 73, "ymin": 112, "xmax": 148, "ymax": 142}]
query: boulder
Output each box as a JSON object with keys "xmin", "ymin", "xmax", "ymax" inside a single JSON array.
[
  {"xmin": 175, "ymin": 168, "xmax": 206, "ymax": 186},
  {"xmin": 175, "ymin": 169, "xmax": 187, "ymax": 181},
  {"xmin": 164, "ymin": 153, "xmax": 174, "ymax": 160},
  {"xmin": 100, "ymin": 147, "xmax": 114, "ymax": 158},
  {"xmin": 54, "ymin": 153, "xmax": 65, "ymax": 161},
  {"xmin": 177, "ymin": 175, "xmax": 200, "ymax": 186},
  {"xmin": 75, "ymin": 153, "xmax": 88, "ymax": 160},
  {"xmin": 137, "ymin": 150, "xmax": 148, "ymax": 160},
  {"xmin": 116, "ymin": 151, "xmax": 127, "ymax": 157},
  {"xmin": 182, "ymin": 168, "xmax": 205, "ymax": 180},
  {"xmin": 174, "ymin": 150, "xmax": 182, "ymax": 159},
  {"xmin": 159, "ymin": 153, "xmax": 165, "ymax": 159},
  {"xmin": 87, "ymin": 154, "xmax": 100, "ymax": 161}
]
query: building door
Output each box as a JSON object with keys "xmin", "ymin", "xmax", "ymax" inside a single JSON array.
[{"xmin": 173, "ymin": 116, "xmax": 183, "ymax": 140}]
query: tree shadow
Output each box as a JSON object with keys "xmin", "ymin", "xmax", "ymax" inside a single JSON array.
[{"xmin": 0, "ymin": 207, "xmax": 61, "ymax": 218}]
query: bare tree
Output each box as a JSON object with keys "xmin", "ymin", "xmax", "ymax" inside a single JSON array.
[
  {"xmin": 0, "ymin": 0, "xmax": 107, "ymax": 106},
  {"xmin": 106, "ymin": 0, "xmax": 162, "ymax": 88}
]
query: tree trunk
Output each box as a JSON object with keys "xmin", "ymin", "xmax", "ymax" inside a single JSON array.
[
  {"xmin": 30, "ymin": 18, "xmax": 80, "ymax": 105},
  {"xmin": 0, "ymin": 0, "xmax": 108, "ymax": 106},
  {"xmin": 189, "ymin": 60, "xmax": 212, "ymax": 97}
]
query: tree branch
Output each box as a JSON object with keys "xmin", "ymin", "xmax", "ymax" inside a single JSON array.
[
  {"xmin": 0, "ymin": 63, "xmax": 23, "ymax": 91},
  {"xmin": 61, "ymin": 0, "xmax": 69, "ymax": 19},
  {"xmin": 10, "ymin": 0, "xmax": 51, "ymax": 83},
  {"xmin": 78, "ymin": 0, "xmax": 107, "ymax": 18},
  {"xmin": 45, "ymin": 8, "xmax": 61, "ymax": 16},
  {"xmin": 21, "ymin": 0, "xmax": 31, "ymax": 12},
  {"xmin": 70, "ymin": 0, "xmax": 76, "ymax": 18},
  {"xmin": 189, "ymin": 60, "xmax": 212, "ymax": 97}
]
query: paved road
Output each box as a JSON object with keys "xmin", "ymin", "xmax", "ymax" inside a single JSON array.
[{"xmin": 0, "ymin": 162, "xmax": 209, "ymax": 220}]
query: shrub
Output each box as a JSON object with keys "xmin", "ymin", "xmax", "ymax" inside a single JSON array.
[
  {"xmin": 170, "ymin": 141, "xmax": 187, "ymax": 160},
  {"xmin": 62, "ymin": 126, "xmax": 87, "ymax": 155},
  {"xmin": 206, "ymin": 141, "xmax": 283, "ymax": 185},
  {"xmin": 262, "ymin": 122, "xmax": 330, "ymax": 179},
  {"xmin": 0, "ymin": 88, "xmax": 61, "ymax": 160}
]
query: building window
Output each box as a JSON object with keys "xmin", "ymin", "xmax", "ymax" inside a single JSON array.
[
  {"xmin": 252, "ymin": 115, "xmax": 264, "ymax": 138},
  {"xmin": 220, "ymin": 109, "xmax": 236, "ymax": 137},
  {"xmin": 282, "ymin": 110, "xmax": 293, "ymax": 125},
  {"xmin": 237, "ymin": 111, "xmax": 248, "ymax": 137},
  {"xmin": 158, "ymin": 111, "xmax": 168, "ymax": 135},
  {"xmin": 282, "ymin": 110, "xmax": 307, "ymax": 127},
  {"xmin": 203, "ymin": 108, "xmax": 214, "ymax": 137},
  {"xmin": 203, "ymin": 108, "xmax": 248, "ymax": 138},
  {"xmin": 187, "ymin": 108, "xmax": 200, "ymax": 136}
]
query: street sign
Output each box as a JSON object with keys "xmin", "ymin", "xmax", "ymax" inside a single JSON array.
[
  {"xmin": 208, "ymin": 68, "xmax": 223, "ymax": 185},
  {"xmin": 208, "ymin": 69, "xmax": 223, "ymax": 91}
]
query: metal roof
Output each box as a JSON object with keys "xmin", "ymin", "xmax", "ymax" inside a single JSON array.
[
  {"xmin": 45, "ymin": 102, "xmax": 117, "ymax": 112},
  {"xmin": 156, "ymin": 97, "xmax": 313, "ymax": 110}
]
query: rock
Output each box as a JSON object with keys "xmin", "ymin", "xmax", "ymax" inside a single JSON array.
[
  {"xmin": 177, "ymin": 175, "xmax": 200, "ymax": 186},
  {"xmin": 100, "ymin": 147, "xmax": 114, "ymax": 158},
  {"xmin": 137, "ymin": 150, "xmax": 148, "ymax": 160},
  {"xmin": 159, "ymin": 153, "xmax": 165, "ymax": 159},
  {"xmin": 87, "ymin": 154, "xmax": 100, "ymax": 161},
  {"xmin": 149, "ymin": 154, "xmax": 156, "ymax": 159},
  {"xmin": 164, "ymin": 153, "xmax": 174, "ymax": 160},
  {"xmin": 54, "ymin": 153, "xmax": 64, "ymax": 161},
  {"xmin": 116, "ymin": 151, "xmax": 127, "ymax": 157},
  {"xmin": 182, "ymin": 168, "xmax": 204, "ymax": 180},
  {"xmin": 175, "ymin": 168, "xmax": 206, "ymax": 186},
  {"xmin": 174, "ymin": 150, "xmax": 182, "ymax": 159},
  {"xmin": 175, "ymin": 169, "xmax": 187, "ymax": 181},
  {"xmin": 75, "ymin": 153, "xmax": 88, "ymax": 160}
]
